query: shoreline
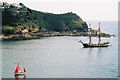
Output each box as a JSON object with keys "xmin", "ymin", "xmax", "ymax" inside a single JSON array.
[{"xmin": 0, "ymin": 31, "xmax": 115, "ymax": 41}]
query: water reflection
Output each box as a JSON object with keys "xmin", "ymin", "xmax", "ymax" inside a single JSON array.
[
  {"xmin": 88, "ymin": 48, "xmax": 92, "ymax": 54},
  {"xmin": 86, "ymin": 47, "xmax": 107, "ymax": 63},
  {"xmin": 97, "ymin": 48, "xmax": 102, "ymax": 54}
]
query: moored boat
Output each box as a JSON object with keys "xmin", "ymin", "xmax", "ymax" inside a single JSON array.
[{"xmin": 79, "ymin": 22, "xmax": 110, "ymax": 48}]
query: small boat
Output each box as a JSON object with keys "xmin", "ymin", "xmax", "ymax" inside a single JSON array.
[
  {"xmin": 14, "ymin": 63, "xmax": 26, "ymax": 78},
  {"xmin": 79, "ymin": 22, "xmax": 110, "ymax": 48}
]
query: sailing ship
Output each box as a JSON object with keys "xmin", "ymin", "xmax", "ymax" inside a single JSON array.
[
  {"xmin": 14, "ymin": 63, "xmax": 26, "ymax": 78},
  {"xmin": 79, "ymin": 22, "xmax": 110, "ymax": 48}
]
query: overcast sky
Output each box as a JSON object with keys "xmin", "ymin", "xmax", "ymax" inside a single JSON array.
[{"xmin": 1, "ymin": 0, "xmax": 119, "ymax": 21}]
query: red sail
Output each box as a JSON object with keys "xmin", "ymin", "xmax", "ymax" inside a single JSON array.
[
  {"xmin": 14, "ymin": 63, "xmax": 21, "ymax": 73},
  {"xmin": 24, "ymin": 67, "xmax": 26, "ymax": 73}
]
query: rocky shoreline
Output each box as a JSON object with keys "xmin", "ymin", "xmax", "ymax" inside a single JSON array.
[{"xmin": 0, "ymin": 31, "xmax": 114, "ymax": 41}]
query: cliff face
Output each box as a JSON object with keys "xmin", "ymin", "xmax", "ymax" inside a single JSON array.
[{"xmin": 1, "ymin": 2, "xmax": 88, "ymax": 32}]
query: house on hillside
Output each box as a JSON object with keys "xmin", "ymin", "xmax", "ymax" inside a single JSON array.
[{"xmin": 22, "ymin": 29, "xmax": 28, "ymax": 34}]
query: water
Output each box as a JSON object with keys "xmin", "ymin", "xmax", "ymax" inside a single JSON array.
[{"xmin": 2, "ymin": 21, "xmax": 118, "ymax": 78}]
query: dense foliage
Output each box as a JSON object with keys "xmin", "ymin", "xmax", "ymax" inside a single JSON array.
[{"xmin": 2, "ymin": 3, "xmax": 88, "ymax": 33}]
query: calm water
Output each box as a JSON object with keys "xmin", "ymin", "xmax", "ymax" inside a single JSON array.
[{"xmin": 2, "ymin": 21, "xmax": 118, "ymax": 78}]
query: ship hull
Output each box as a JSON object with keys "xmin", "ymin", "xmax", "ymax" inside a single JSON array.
[
  {"xmin": 14, "ymin": 73, "xmax": 26, "ymax": 78},
  {"xmin": 14, "ymin": 73, "xmax": 25, "ymax": 77},
  {"xmin": 82, "ymin": 43, "xmax": 109, "ymax": 48}
]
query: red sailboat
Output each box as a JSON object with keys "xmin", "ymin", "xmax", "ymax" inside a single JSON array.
[
  {"xmin": 14, "ymin": 63, "xmax": 26, "ymax": 78},
  {"xmin": 23, "ymin": 67, "xmax": 26, "ymax": 73}
]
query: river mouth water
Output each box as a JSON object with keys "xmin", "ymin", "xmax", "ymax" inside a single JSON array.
[{"xmin": 2, "ymin": 21, "xmax": 118, "ymax": 78}]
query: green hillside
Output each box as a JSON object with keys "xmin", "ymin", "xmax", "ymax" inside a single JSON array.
[{"xmin": 1, "ymin": 2, "xmax": 88, "ymax": 34}]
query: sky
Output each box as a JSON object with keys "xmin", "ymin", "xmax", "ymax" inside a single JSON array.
[{"xmin": 0, "ymin": 0, "xmax": 119, "ymax": 21}]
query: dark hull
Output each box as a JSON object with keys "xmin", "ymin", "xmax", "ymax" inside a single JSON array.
[
  {"xmin": 15, "ymin": 73, "xmax": 25, "ymax": 76},
  {"xmin": 82, "ymin": 43, "xmax": 109, "ymax": 48},
  {"xmin": 14, "ymin": 73, "xmax": 26, "ymax": 78}
]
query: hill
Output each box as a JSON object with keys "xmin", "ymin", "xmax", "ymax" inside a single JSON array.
[{"xmin": 1, "ymin": 2, "xmax": 88, "ymax": 34}]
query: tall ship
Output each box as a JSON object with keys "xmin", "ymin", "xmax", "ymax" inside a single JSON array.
[{"xmin": 79, "ymin": 22, "xmax": 110, "ymax": 48}]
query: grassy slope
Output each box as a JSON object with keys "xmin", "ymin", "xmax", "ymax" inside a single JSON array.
[{"xmin": 2, "ymin": 3, "xmax": 88, "ymax": 32}]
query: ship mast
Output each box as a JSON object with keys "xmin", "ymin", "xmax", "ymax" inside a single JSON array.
[
  {"xmin": 89, "ymin": 24, "xmax": 91, "ymax": 44},
  {"xmin": 98, "ymin": 22, "xmax": 101, "ymax": 44}
]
